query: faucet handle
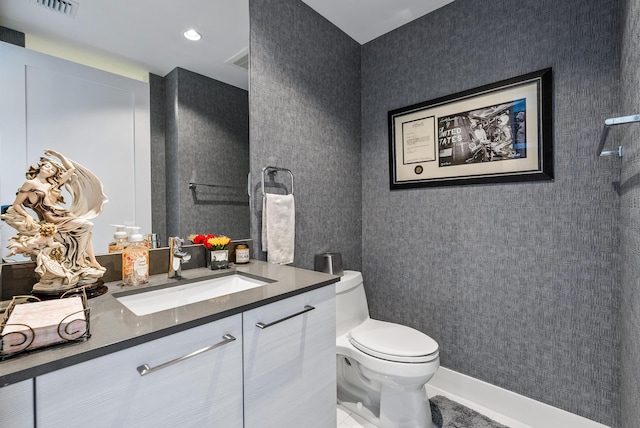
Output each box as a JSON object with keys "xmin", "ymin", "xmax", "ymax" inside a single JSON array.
[
  {"xmin": 170, "ymin": 237, "xmax": 191, "ymax": 260},
  {"xmin": 168, "ymin": 236, "xmax": 188, "ymax": 278},
  {"xmin": 169, "ymin": 236, "xmax": 184, "ymax": 248}
]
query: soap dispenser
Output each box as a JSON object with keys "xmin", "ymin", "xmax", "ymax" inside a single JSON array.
[
  {"xmin": 122, "ymin": 227, "xmax": 149, "ymax": 286},
  {"xmin": 108, "ymin": 224, "xmax": 128, "ymax": 253}
]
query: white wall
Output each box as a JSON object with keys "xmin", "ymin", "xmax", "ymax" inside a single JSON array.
[{"xmin": 0, "ymin": 42, "xmax": 151, "ymax": 261}]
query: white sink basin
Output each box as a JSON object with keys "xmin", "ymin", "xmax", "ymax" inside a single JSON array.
[{"xmin": 115, "ymin": 274, "xmax": 270, "ymax": 316}]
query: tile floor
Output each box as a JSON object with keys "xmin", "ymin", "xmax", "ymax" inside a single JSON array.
[
  {"xmin": 336, "ymin": 398, "xmax": 524, "ymax": 428},
  {"xmin": 337, "ymin": 404, "xmax": 376, "ymax": 428}
]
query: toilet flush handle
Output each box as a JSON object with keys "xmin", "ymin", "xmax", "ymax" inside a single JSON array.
[{"xmin": 255, "ymin": 305, "xmax": 315, "ymax": 329}]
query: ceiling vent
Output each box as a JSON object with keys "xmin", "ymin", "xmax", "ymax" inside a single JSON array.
[
  {"xmin": 31, "ymin": 0, "xmax": 79, "ymax": 18},
  {"xmin": 226, "ymin": 48, "xmax": 249, "ymax": 71},
  {"xmin": 233, "ymin": 53, "xmax": 249, "ymax": 70}
]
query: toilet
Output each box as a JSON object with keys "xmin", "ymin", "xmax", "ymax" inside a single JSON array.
[{"xmin": 336, "ymin": 270, "xmax": 439, "ymax": 428}]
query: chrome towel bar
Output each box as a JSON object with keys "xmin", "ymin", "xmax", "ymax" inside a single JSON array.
[{"xmin": 597, "ymin": 114, "xmax": 640, "ymax": 157}]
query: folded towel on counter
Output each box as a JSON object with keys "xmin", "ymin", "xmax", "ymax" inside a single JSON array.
[
  {"xmin": 262, "ymin": 193, "xmax": 295, "ymax": 265},
  {"xmin": 1, "ymin": 297, "xmax": 87, "ymax": 355}
]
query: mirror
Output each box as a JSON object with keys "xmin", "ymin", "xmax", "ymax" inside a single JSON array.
[
  {"xmin": 0, "ymin": 41, "xmax": 249, "ymax": 263},
  {"xmin": 155, "ymin": 68, "xmax": 250, "ymax": 248}
]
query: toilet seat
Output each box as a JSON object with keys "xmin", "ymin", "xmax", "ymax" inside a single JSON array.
[{"xmin": 348, "ymin": 319, "xmax": 439, "ymax": 363}]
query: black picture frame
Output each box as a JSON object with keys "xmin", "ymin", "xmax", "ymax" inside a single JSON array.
[{"xmin": 388, "ymin": 68, "xmax": 553, "ymax": 189}]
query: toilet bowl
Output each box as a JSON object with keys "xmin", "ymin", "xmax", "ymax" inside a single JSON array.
[{"xmin": 336, "ymin": 271, "xmax": 439, "ymax": 428}]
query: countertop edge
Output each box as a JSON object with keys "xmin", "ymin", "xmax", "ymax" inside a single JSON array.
[{"xmin": 0, "ymin": 262, "xmax": 339, "ymax": 387}]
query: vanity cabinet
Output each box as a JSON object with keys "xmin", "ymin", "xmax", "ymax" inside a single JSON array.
[
  {"xmin": 1, "ymin": 278, "xmax": 338, "ymax": 428},
  {"xmin": 0, "ymin": 379, "xmax": 34, "ymax": 428},
  {"xmin": 35, "ymin": 314, "xmax": 243, "ymax": 428},
  {"xmin": 243, "ymin": 285, "xmax": 336, "ymax": 428}
]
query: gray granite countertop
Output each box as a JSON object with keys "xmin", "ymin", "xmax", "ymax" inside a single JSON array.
[{"xmin": 0, "ymin": 261, "xmax": 339, "ymax": 387}]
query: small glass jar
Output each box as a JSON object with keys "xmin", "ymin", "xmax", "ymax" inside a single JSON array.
[{"xmin": 235, "ymin": 244, "xmax": 250, "ymax": 264}]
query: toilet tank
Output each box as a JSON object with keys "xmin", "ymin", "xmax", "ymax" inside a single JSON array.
[{"xmin": 336, "ymin": 270, "xmax": 370, "ymax": 336}]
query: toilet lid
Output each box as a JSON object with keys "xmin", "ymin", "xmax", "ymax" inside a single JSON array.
[{"xmin": 348, "ymin": 319, "xmax": 439, "ymax": 363}]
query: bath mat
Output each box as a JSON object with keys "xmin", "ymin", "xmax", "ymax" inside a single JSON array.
[{"xmin": 430, "ymin": 395, "xmax": 510, "ymax": 428}]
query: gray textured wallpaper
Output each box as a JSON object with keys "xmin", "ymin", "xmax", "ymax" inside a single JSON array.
[
  {"xmin": 619, "ymin": 0, "xmax": 640, "ymax": 426},
  {"xmin": 361, "ymin": 0, "xmax": 620, "ymax": 425},
  {"xmin": 249, "ymin": 0, "xmax": 628, "ymax": 426},
  {"xmin": 157, "ymin": 68, "xmax": 250, "ymax": 244},
  {"xmin": 149, "ymin": 73, "xmax": 167, "ymax": 245},
  {"xmin": 0, "ymin": 26, "xmax": 24, "ymax": 47},
  {"xmin": 249, "ymin": 0, "xmax": 362, "ymax": 270}
]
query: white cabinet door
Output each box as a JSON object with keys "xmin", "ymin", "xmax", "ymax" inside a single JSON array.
[
  {"xmin": 0, "ymin": 379, "xmax": 34, "ymax": 428},
  {"xmin": 36, "ymin": 314, "xmax": 243, "ymax": 428},
  {"xmin": 243, "ymin": 285, "xmax": 336, "ymax": 428}
]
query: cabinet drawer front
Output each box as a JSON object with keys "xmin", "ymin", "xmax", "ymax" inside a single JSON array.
[
  {"xmin": 0, "ymin": 379, "xmax": 34, "ymax": 428},
  {"xmin": 244, "ymin": 285, "xmax": 336, "ymax": 428},
  {"xmin": 36, "ymin": 314, "xmax": 243, "ymax": 428}
]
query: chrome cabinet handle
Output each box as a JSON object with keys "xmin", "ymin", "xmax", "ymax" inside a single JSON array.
[
  {"xmin": 255, "ymin": 305, "xmax": 315, "ymax": 329},
  {"xmin": 137, "ymin": 334, "xmax": 236, "ymax": 376}
]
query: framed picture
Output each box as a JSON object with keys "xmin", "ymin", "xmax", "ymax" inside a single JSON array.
[{"xmin": 388, "ymin": 68, "xmax": 553, "ymax": 189}]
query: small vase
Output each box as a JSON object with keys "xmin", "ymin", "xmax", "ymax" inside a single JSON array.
[{"xmin": 210, "ymin": 249, "xmax": 229, "ymax": 270}]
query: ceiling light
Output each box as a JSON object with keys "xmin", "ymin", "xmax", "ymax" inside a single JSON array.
[{"xmin": 183, "ymin": 29, "xmax": 201, "ymax": 41}]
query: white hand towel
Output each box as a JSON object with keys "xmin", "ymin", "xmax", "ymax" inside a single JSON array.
[{"xmin": 261, "ymin": 193, "xmax": 295, "ymax": 264}]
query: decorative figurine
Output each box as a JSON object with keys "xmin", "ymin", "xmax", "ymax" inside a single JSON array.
[{"xmin": 1, "ymin": 149, "xmax": 108, "ymax": 294}]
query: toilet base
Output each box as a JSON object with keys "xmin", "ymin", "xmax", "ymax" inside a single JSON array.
[
  {"xmin": 338, "ymin": 400, "xmax": 380, "ymax": 426},
  {"xmin": 337, "ymin": 351, "xmax": 439, "ymax": 428},
  {"xmin": 379, "ymin": 383, "xmax": 436, "ymax": 428},
  {"xmin": 339, "ymin": 396, "xmax": 437, "ymax": 428}
]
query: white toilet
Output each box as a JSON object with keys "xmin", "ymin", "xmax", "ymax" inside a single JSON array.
[{"xmin": 336, "ymin": 270, "xmax": 440, "ymax": 428}]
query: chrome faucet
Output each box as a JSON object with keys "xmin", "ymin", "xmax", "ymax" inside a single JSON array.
[{"xmin": 168, "ymin": 237, "xmax": 191, "ymax": 278}]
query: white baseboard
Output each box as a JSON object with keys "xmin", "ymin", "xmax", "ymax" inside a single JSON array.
[{"xmin": 425, "ymin": 367, "xmax": 610, "ymax": 428}]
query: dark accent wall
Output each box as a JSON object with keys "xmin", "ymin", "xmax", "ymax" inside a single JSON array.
[
  {"xmin": 157, "ymin": 68, "xmax": 250, "ymax": 243},
  {"xmin": 249, "ymin": 0, "xmax": 362, "ymax": 270},
  {"xmin": 619, "ymin": 0, "xmax": 640, "ymax": 426},
  {"xmin": 0, "ymin": 26, "xmax": 25, "ymax": 47},
  {"xmin": 361, "ymin": 0, "xmax": 620, "ymax": 426},
  {"xmin": 149, "ymin": 73, "xmax": 167, "ymax": 246}
]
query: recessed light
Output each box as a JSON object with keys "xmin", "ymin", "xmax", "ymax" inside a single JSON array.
[{"xmin": 184, "ymin": 29, "xmax": 201, "ymax": 41}]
